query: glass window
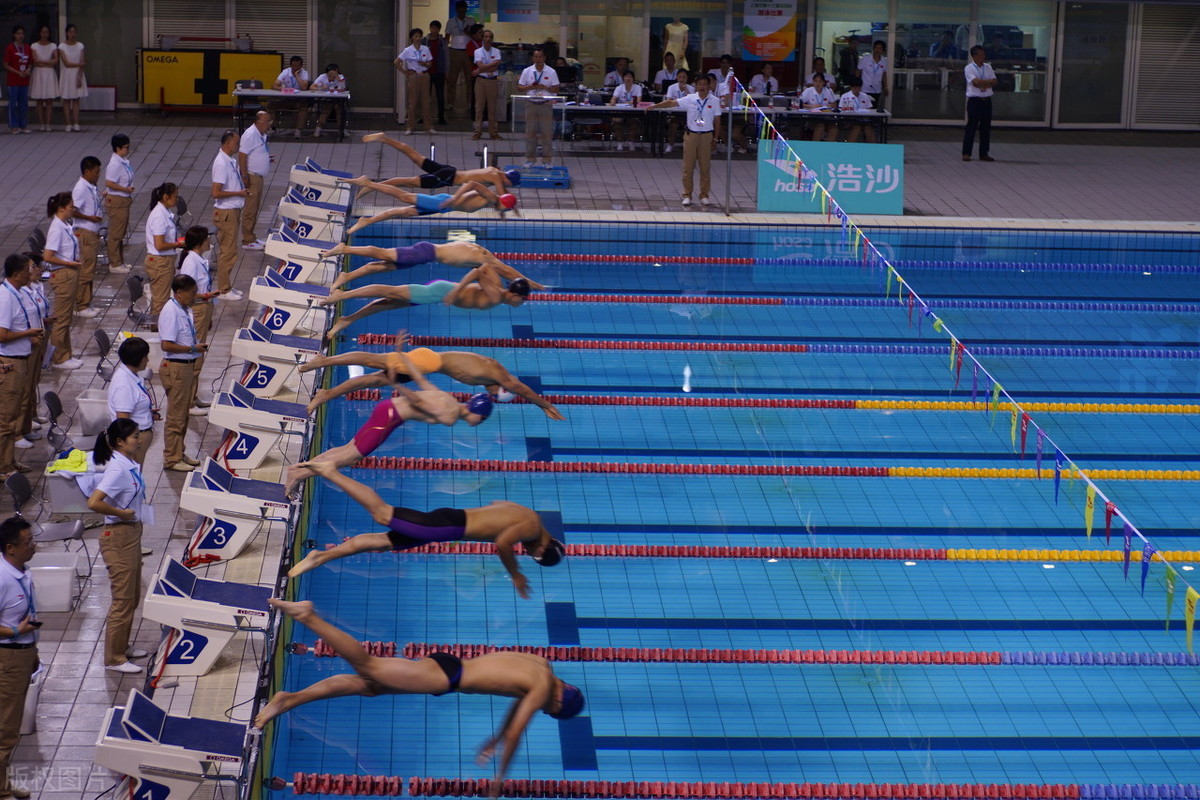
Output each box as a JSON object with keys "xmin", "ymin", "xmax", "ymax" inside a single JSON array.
[
  {"xmin": 814, "ymin": 0, "xmax": 888, "ymax": 92},
  {"xmin": 66, "ymin": 1, "xmax": 139, "ymax": 104},
  {"xmin": 977, "ymin": 0, "xmax": 1053, "ymax": 122},
  {"xmin": 892, "ymin": 1, "xmax": 969, "ymax": 120},
  {"xmin": 1058, "ymin": 2, "xmax": 1128, "ymax": 125},
  {"xmin": 316, "ymin": 0, "xmax": 394, "ymax": 109}
]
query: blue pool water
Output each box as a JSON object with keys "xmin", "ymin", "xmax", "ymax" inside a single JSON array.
[{"xmin": 268, "ymin": 220, "xmax": 1200, "ymax": 790}]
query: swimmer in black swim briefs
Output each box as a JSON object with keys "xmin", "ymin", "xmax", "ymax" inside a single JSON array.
[
  {"xmin": 289, "ymin": 461, "xmax": 564, "ymax": 598},
  {"xmin": 257, "ymin": 599, "xmax": 585, "ymax": 794},
  {"xmin": 359, "ymin": 132, "xmax": 518, "ymax": 193}
]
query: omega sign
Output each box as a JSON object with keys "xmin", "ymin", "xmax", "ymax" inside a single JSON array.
[{"xmin": 145, "ymin": 54, "xmax": 179, "ymax": 63}]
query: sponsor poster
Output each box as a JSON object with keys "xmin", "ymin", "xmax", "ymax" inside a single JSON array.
[
  {"xmin": 756, "ymin": 139, "xmax": 904, "ymax": 215},
  {"xmin": 742, "ymin": 0, "xmax": 798, "ymax": 62}
]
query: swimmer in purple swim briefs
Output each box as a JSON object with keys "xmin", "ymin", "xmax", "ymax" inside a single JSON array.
[
  {"xmin": 319, "ymin": 239, "xmax": 541, "ymax": 291},
  {"xmin": 283, "ymin": 352, "xmax": 494, "ymax": 494},
  {"xmin": 288, "ymin": 461, "xmax": 565, "ymax": 598}
]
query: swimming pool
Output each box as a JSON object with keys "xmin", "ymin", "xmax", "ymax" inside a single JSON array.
[{"xmin": 266, "ymin": 220, "xmax": 1200, "ymax": 794}]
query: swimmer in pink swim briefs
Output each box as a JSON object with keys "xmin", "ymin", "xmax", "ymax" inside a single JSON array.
[{"xmin": 283, "ymin": 352, "xmax": 493, "ymax": 494}]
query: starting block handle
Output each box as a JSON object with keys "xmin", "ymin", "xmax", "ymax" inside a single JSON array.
[
  {"xmin": 238, "ymin": 422, "xmax": 306, "ymax": 436},
  {"xmin": 256, "ymin": 354, "xmax": 306, "ymax": 366},
  {"xmin": 137, "ymin": 765, "xmax": 206, "ymax": 783},
  {"xmin": 180, "ymin": 618, "xmax": 268, "ymax": 634},
  {"xmin": 213, "ymin": 507, "xmax": 289, "ymax": 523}
]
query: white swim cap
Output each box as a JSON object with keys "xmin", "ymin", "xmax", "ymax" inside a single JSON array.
[{"xmin": 494, "ymin": 389, "xmax": 516, "ymax": 403}]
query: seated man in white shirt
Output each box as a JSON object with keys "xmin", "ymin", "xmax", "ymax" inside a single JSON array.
[
  {"xmin": 803, "ymin": 56, "xmax": 837, "ymax": 90},
  {"xmin": 310, "ymin": 63, "xmax": 347, "ymax": 138},
  {"xmin": 799, "ymin": 72, "xmax": 837, "ymax": 142},
  {"xmin": 603, "ymin": 57, "xmax": 631, "ymax": 88},
  {"xmin": 663, "ymin": 69, "xmax": 694, "ymax": 153},
  {"xmin": 748, "ymin": 63, "xmax": 779, "ymax": 96},
  {"xmin": 838, "ymin": 77, "xmax": 877, "ymax": 142},
  {"xmin": 272, "ymin": 55, "xmax": 310, "ymax": 137},
  {"xmin": 609, "ymin": 72, "xmax": 643, "ymax": 151},
  {"xmin": 653, "ymin": 52, "xmax": 679, "ymax": 93}
]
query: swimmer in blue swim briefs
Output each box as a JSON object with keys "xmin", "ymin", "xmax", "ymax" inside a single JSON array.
[
  {"xmin": 324, "ymin": 261, "xmax": 532, "ymax": 339},
  {"xmin": 345, "ymin": 180, "xmax": 518, "ymax": 234},
  {"xmin": 257, "ymin": 599, "xmax": 585, "ymax": 793},
  {"xmin": 357, "ymin": 133, "xmax": 519, "ymax": 194},
  {"xmin": 320, "ymin": 240, "xmax": 541, "ymax": 291},
  {"xmin": 288, "ymin": 461, "xmax": 564, "ymax": 598}
]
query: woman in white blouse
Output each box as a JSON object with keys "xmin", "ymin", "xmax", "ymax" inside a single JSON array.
[
  {"xmin": 87, "ymin": 418, "xmax": 152, "ymax": 674},
  {"xmin": 178, "ymin": 226, "xmax": 218, "ymax": 409},
  {"xmin": 57, "ymin": 24, "xmax": 87, "ymax": 132},
  {"xmin": 29, "ymin": 25, "xmax": 57, "ymax": 131},
  {"xmin": 144, "ymin": 182, "xmax": 181, "ymax": 317},
  {"xmin": 42, "ymin": 192, "xmax": 83, "ymax": 369}
]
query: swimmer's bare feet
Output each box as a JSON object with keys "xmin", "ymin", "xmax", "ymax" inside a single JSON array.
[
  {"xmin": 319, "ymin": 242, "xmax": 347, "ymax": 259},
  {"xmin": 287, "ymin": 550, "xmax": 328, "ymax": 578},
  {"xmin": 346, "ymin": 217, "xmax": 368, "ymax": 235},
  {"xmin": 253, "ymin": 690, "xmax": 294, "ymax": 728},
  {"xmin": 326, "ymin": 318, "xmax": 350, "ymax": 340},
  {"xmin": 284, "ymin": 463, "xmax": 316, "ymax": 495},
  {"xmin": 298, "ymin": 356, "xmax": 326, "ymax": 374},
  {"xmin": 344, "ymin": 175, "xmax": 372, "ymax": 188},
  {"xmin": 297, "ymin": 459, "xmax": 337, "ymax": 478},
  {"xmin": 317, "ymin": 289, "xmax": 345, "ymax": 307},
  {"xmin": 306, "ymin": 389, "xmax": 333, "ymax": 415},
  {"xmin": 269, "ymin": 597, "xmax": 315, "ymax": 619},
  {"xmin": 361, "ymin": 132, "xmax": 387, "ymax": 143}
]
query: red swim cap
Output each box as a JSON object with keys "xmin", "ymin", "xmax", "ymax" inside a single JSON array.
[{"xmin": 498, "ymin": 193, "xmax": 518, "ymax": 210}]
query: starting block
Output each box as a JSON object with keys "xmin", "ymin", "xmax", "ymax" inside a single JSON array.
[
  {"xmin": 265, "ymin": 226, "xmax": 337, "ymax": 284},
  {"xmin": 508, "ymin": 163, "xmax": 570, "ymax": 188},
  {"xmin": 288, "ymin": 157, "xmax": 353, "ymax": 206},
  {"xmin": 208, "ymin": 382, "xmax": 308, "ymax": 471},
  {"xmin": 142, "ymin": 559, "xmax": 271, "ymax": 677},
  {"xmin": 232, "ymin": 319, "xmax": 320, "ymax": 398},
  {"xmin": 181, "ymin": 459, "xmax": 291, "ymax": 564},
  {"xmin": 278, "ymin": 188, "xmax": 348, "ymax": 241},
  {"xmin": 95, "ymin": 689, "xmax": 247, "ymax": 800},
  {"xmin": 249, "ymin": 268, "xmax": 329, "ymax": 336}
]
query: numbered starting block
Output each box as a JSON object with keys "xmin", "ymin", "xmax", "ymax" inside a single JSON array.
[
  {"xmin": 288, "ymin": 157, "xmax": 353, "ymax": 206},
  {"xmin": 181, "ymin": 459, "xmax": 291, "ymax": 565},
  {"xmin": 249, "ymin": 268, "xmax": 329, "ymax": 336},
  {"xmin": 278, "ymin": 188, "xmax": 348, "ymax": 241},
  {"xmin": 95, "ymin": 689, "xmax": 247, "ymax": 800},
  {"xmin": 208, "ymin": 382, "xmax": 308, "ymax": 471},
  {"xmin": 265, "ymin": 225, "xmax": 337, "ymax": 285},
  {"xmin": 232, "ymin": 319, "xmax": 320, "ymax": 398},
  {"xmin": 142, "ymin": 559, "xmax": 271, "ymax": 677}
]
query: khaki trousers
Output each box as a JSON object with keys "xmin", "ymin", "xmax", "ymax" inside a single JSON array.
[
  {"xmin": 104, "ymin": 194, "xmax": 132, "ymax": 267},
  {"xmin": 405, "ymin": 72, "xmax": 432, "ymax": 130},
  {"xmin": 681, "ymin": 129, "xmax": 713, "ymax": 200},
  {"xmin": 525, "ymin": 102, "xmax": 554, "ymax": 163},
  {"xmin": 190, "ymin": 301, "xmax": 212, "ymax": 406},
  {"xmin": 145, "ymin": 254, "xmax": 175, "ymax": 317},
  {"xmin": 0, "ymin": 645, "xmax": 38, "ymax": 796},
  {"xmin": 446, "ymin": 48, "xmax": 471, "ymax": 112},
  {"xmin": 75, "ymin": 229, "xmax": 99, "ymax": 310},
  {"xmin": 474, "ymin": 77, "xmax": 499, "ymax": 135},
  {"xmin": 48, "ymin": 267, "xmax": 78, "ymax": 364},
  {"xmin": 241, "ymin": 173, "xmax": 265, "ymax": 244},
  {"xmin": 212, "ymin": 207, "xmax": 241, "ymax": 293},
  {"xmin": 132, "ymin": 427, "xmax": 154, "ymax": 466},
  {"xmin": 100, "ymin": 521, "xmax": 143, "ymax": 666},
  {"xmin": 160, "ymin": 359, "xmax": 197, "ymax": 465},
  {"xmin": 0, "ymin": 356, "xmax": 29, "ymax": 472},
  {"xmin": 19, "ymin": 335, "xmax": 47, "ymax": 437}
]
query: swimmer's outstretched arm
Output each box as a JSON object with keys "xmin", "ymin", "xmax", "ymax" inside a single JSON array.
[
  {"xmin": 493, "ymin": 524, "xmax": 533, "ymax": 598},
  {"xmin": 486, "ymin": 691, "xmax": 549, "ymax": 797},
  {"xmin": 499, "ymin": 377, "xmax": 565, "ymax": 421}
]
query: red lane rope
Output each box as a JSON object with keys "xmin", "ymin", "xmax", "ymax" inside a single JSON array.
[
  {"xmin": 493, "ymin": 253, "xmax": 757, "ymax": 265},
  {"xmin": 531, "ymin": 292, "xmax": 785, "ymax": 305},
  {"xmin": 355, "ymin": 333, "xmax": 809, "ymax": 353},
  {"xmin": 282, "ymin": 773, "xmax": 1084, "ymax": 798},
  {"xmin": 328, "ymin": 541, "xmax": 943, "ymax": 561},
  {"xmin": 345, "ymin": 389, "xmax": 857, "ymax": 409},
  {"xmin": 356, "ymin": 456, "xmax": 889, "ymax": 478}
]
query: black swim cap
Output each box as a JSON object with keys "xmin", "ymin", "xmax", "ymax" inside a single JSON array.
[
  {"xmin": 508, "ymin": 278, "xmax": 531, "ymax": 298},
  {"xmin": 532, "ymin": 537, "xmax": 565, "ymax": 567},
  {"xmin": 549, "ymin": 682, "xmax": 585, "ymax": 719}
]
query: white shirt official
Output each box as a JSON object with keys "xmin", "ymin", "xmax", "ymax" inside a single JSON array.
[
  {"xmin": 473, "ymin": 46, "xmax": 501, "ymax": 77},
  {"xmin": 180, "ymin": 251, "xmax": 211, "ymax": 295},
  {"xmin": 44, "ymin": 216, "xmax": 79, "ymax": 267},
  {"xmin": 749, "ymin": 74, "xmax": 779, "ymax": 95},
  {"xmin": 311, "ymin": 72, "xmax": 346, "ymax": 91},
  {"xmin": 107, "ymin": 363, "xmax": 154, "ymax": 430},
  {"xmin": 144, "ymin": 202, "xmax": 176, "ymax": 256},
  {"xmin": 654, "ymin": 68, "xmax": 679, "ymax": 87},
  {"xmin": 518, "ymin": 65, "xmax": 559, "ymax": 97},
  {"xmin": 446, "ymin": 15, "xmax": 474, "ymax": 50},
  {"xmin": 839, "ymin": 90, "xmax": 875, "ymax": 111},
  {"xmin": 20, "ymin": 283, "xmax": 48, "ymax": 329},
  {"xmin": 0, "ymin": 280, "xmax": 34, "ymax": 357},
  {"xmin": 158, "ymin": 298, "xmax": 198, "ymax": 359},
  {"xmin": 72, "ymin": 176, "xmax": 102, "ymax": 233},
  {"xmin": 105, "ymin": 153, "xmax": 134, "ymax": 197},
  {"xmin": 211, "ymin": 150, "xmax": 245, "ymax": 210},
  {"xmin": 239, "ymin": 124, "xmax": 271, "ymax": 176},
  {"xmin": 275, "ymin": 68, "xmax": 309, "ymax": 90},
  {"xmin": 0, "ymin": 558, "xmax": 35, "ymax": 644},
  {"xmin": 612, "ymin": 83, "xmax": 642, "ymax": 105},
  {"xmin": 858, "ymin": 55, "xmax": 888, "ymax": 94},
  {"xmin": 800, "ymin": 86, "xmax": 836, "ymax": 108},
  {"xmin": 678, "ymin": 92, "xmax": 720, "ymax": 132},
  {"xmin": 964, "ymin": 62, "xmax": 996, "ymax": 98},
  {"xmin": 95, "ymin": 451, "xmax": 147, "ymax": 525},
  {"xmin": 666, "ymin": 82, "xmax": 695, "ymax": 100},
  {"xmin": 398, "ymin": 44, "xmax": 432, "ymax": 73}
]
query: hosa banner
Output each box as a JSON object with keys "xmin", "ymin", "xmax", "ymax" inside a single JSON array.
[
  {"xmin": 742, "ymin": 0, "xmax": 798, "ymax": 61},
  {"xmin": 756, "ymin": 140, "xmax": 904, "ymax": 215}
]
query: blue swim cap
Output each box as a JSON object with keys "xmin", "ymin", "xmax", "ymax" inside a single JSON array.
[
  {"xmin": 549, "ymin": 682, "xmax": 585, "ymax": 719},
  {"xmin": 505, "ymin": 169, "xmax": 522, "ymax": 186},
  {"xmin": 466, "ymin": 392, "xmax": 494, "ymax": 420}
]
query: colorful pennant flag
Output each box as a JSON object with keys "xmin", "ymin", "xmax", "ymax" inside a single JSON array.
[
  {"xmin": 1020, "ymin": 413, "xmax": 1030, "ymax": 458},
  {"xmin": 1054, "ymin": 450, "xmax": 1064, "ymax": 503},
  {"xmin": 1084, "ymin": 484, "xmax": 1096, "ymax": 539},
  {"xmin": 1105, "ymin": 502, "xmax": 1116, "ymax": 545},
  {"xmin": 1186, "ymin": 587, "xmax": 1200, "ymax": 653},
  {"xmin": 971, "ymin": 364, "xmax": 978, "ymax": 406},
  {"xmin": 954, "ymin": 343, "xmax": 964, "ymax": 389},
  {"xmin": 1141, "ymin": 544, "xmax": 1154, "ymax": 595},
  {"xmin": 1035, "ymin": 430, "xmax": 1044, "ymax": 476},
  {"xmin": 1122, "ymin": 522, "xmax": 1132, "ymax": 579},
  {"xmin": 1166, "ymin": 566, "xmax": 1177, "ymax": 632},
  {"xmin": 1009, "ymin": 407, "xmax": 1018, "ymax": 450}
]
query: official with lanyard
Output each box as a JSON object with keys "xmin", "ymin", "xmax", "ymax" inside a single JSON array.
[
  {"xmin": 0, "ymin": 517, "xmax": 39, "ymax": 800},
  {"xmin": 648, "ymin": 73, "xmax": 721, "ymax": 207},
  {"xmin": 16, "ymin": 256, "xmax": 49, "ymax": 449},
  {"xmin": 517, "ymin": 47, "xmax": 559, "ymax": 168},
  {"xmin": 0, "ymin": 255, "xmax": 43, "ymax": 476},
  {"xmin": 210, "ymin": 130, "xmax": 251, "ymax": 299},
  {"xmin": 157, "ymin": 275, "xmax": 207, "ymax": 472},
  {"xmin": 108, "ymin": 336, "xmax": 157, "ymax": 465},
  {"xmin": 87, "ymin": 419, "xmax": 153, "ymax": 674}
]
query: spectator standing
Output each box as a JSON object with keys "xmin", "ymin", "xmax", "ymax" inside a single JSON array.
[
  {"xmin": 5, "ymin": 26, "xmax": 32, "ymax": 134},
  {"xmin": 238, "ymin": 111, "xmax": 272, "ymax": 249},
  {"xmin": 310, "ymin": 66, "xmax": 346, "ymax": 138},
  {"xmin": 178, "ymin": 226, "xmax": 218, "ymax": 412},
  {"xmin": 396, "ymin": 28, "xmax": 434, "ymax": 135},
  {"xmin": 0, "ymin": 516, "xmax": 39, "ymax": 799},
  {"xmin": 424, "ymin": 22, "xmax": 448, "ymax": 125},
  {"xmin": 648, "ymin": 73, "xmax": 720, "ymax": 208},
  {"xmin": 16, "ymin": 256, "xmax": 49, "ymax": 450},
  {"xmin": 107, "ymin": 336, "xmax": 156, "ymax": 465},
  {"xmin": 57, "ymin": 24, "xmax": 87, "ymax": 131},
  {"xmin": 104, "ymin": 134, "xmax": 135, "ymax": 273},
  {"xmin": 444, "ymin": 0, "xmax": 475, "ymax": 118},
  {"xmin": 838, "ymin": 77, "xmax": 877, "ymax": 143},
  {"xmin": 28, "ymin": 25, "xmax": 56, "ymax": 132},
  {"xmin": 962, "ymin": 45, "xmax": 997, "ymax": 162},
  {"xmin": 838, "ymin": 35, "xmax": 860, "ymax": 87},
  {"xmin": 272, "ymin": 55, "xmax": 310, "ymax": 138},
  {"xmin": 856, "ymin": 39, "xmax": 888, "ymax": 107},
  {"xmin": 0, "ymin": 255, "xmax": 44, "ymax": 475},
  {"xmin": 42, "ymin": 192, "xmax": 83, "ymax": 370},
  {"xmin": 71, "ymin": 155, "xmax": 103, "ymax": 318},
  {"xmin": 663, "ymin": 69, "xmax": 695, "ymax": 154},
  {"xmin": 517, "ymin": 47, "xmax": 559, "ymax": 168},
  {"xmin": 157, "ymin": 275, "xmax": 206, "ymax": 472},
  {"xmin": 471, "ymin": 30, "xmax": 502, "ymax": 141},
  {"xmin": 144, "ymin": 182, "xmax": 180, "ymax": 316},
  {"xmin": 86, "ymin": 419, "xmax": 152, "ymax": 674},
  {"xmin": 210, "ymin": 131, "xmax": 250, "ymax": 300},
  {"xmin": 653, "ymin": 52, "xmax": 679, "ymax": 92}
]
